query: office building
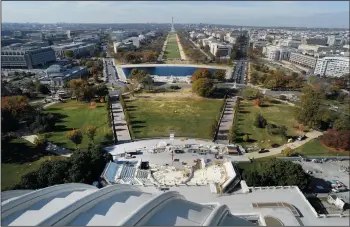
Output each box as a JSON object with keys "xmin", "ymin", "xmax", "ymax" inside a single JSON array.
[
  {"xmin": 314, "ymin": 56, "xmax": 350, "ymax": 77},
  {"xmin": 262, "ymin": 46, "xmax": 291, "ymax": 61},
  {"xmin": 280, "ymin": 39, "xmax": 301, "ymax": 49},
  {"xmin": 301, "ymin": 37, "xmax": 327, "ymax": 46},
  {"xmin": 211, "ymin": 43, "xmax": 232, "ymax": 58},
  {"xmin": 289, "ymin": 52, "xmax": 317, "ymax": 69},
  {"xmin": 253, "ymin": 40, "xmax": 268, "ymax": 49},
  {"xmin": 51, "ymin": 42, "xmax": 95, "ymax": 59},
  {"xmin": 1, "ymin": 46, "xmax": 56, "ymax": 69}
]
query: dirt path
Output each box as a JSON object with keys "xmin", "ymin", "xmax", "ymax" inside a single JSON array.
[
  {"xmin": 136, "ymin": 88, "xmax": 203, "ymax": 99},
  {"xmin": 176, "ymin": 34, "xmax": 187, "ymax": 60}
]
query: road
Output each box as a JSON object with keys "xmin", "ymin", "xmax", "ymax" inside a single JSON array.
[
  {"xmin": 104, "ymin": 58, "xmax": 126, "ymax": 89},
  {"xmin": 245, "ymin": 130, "xmax": 323, "ymax": 159},
  {"xmin": 232, "ymin": 60, "xmax": 247, "ymax": 84}
]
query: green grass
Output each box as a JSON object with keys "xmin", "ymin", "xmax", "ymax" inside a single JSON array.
[
  {"xmin": 235, "ymin": 99, "xmax": 299, "ymax": 148},
  {"xmin": 293, "ymin": 139, "xmax": 350, "ymax": 156},
  {"xmin": 165, "ymin": 33, "xmax": 181, "ymax": 59},
  {"xmin": 125, "ymin": 95, "xmax": 224, "ymax": 139},
  {"xmin": 1, "ymin": 138, "xmax": 64, "ymax": 191},
  {"xmin": 44, "ymin": 100, "xmax": 111, "ymax": 149}
]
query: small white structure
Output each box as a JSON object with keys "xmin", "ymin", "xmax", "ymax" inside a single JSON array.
[{"xmin": 328, "ymin": 194, "xmax": 348, "ymax": 210}]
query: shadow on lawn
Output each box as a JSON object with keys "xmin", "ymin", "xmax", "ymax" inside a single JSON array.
[
  {"xmin": 52, "ymin": 113, "xmax": 69, "ymax": 123},
  {"xmin": 1, "ymin": 138, "xmax": 54, "ymax": 164},
  {"xmin": 53, "ymin": 125, "xmax": 74, "ymax": 132}
]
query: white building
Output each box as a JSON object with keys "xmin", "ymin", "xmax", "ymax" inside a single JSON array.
[
  {"xmin": 314, "ymin": 56, "xmax": 350, "ymax": 77},
  {"xmin": 253, "ymin": 40, "xmax": 268, "ymax": 49},
  {"xmin": 280, "ymin": 39, "xmax": 301, "ymax": 49},
  {"xmin": 51, "ymin": 42, "xmax": 95, "ymax": 59},
  {"xmin": 210, "ymin": 43, "xmax": 232, "ymax": 58},
  {"xmin": 262, "ymin": 46, "xmax": 291, "ymax": 61},
  {"xmin": 2, "ymin": 183, "xmax": 350, "ymax": 226}
]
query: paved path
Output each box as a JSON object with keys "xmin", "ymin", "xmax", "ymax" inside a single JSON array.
[
  {"xmin": 110, "ymin": 94, "xmax": 131, "ymax": 143},
  {"xmin": 189, "ymin": 39, "xmax": 211, "ymax": 60},
  {"xmin": 216, "ymin": 96, "xmax": 237, "ymax": 144},
  {"xmin": 176, "ymin": 34, "xmax": 187, "ymax": 60},
  {"xmin": 245, "ymin": 130, "xmax": 323, "ymax": 159}
]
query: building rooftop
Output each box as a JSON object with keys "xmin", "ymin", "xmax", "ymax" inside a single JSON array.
[{"xmin": 1, "ymin": 183, "xmax": 254, "ymax": 226}]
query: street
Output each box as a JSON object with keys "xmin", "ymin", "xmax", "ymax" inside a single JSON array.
[{"xmin": 104, "ymin": 58, "xmax": 126, "ymax": 89}]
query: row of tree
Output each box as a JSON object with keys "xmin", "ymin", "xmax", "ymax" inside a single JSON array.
[
  {"xmin": 68, "ymin": 79, "xmax": 108, "ymax": 101},
  {"xmin": 12, "ymin": 144, "xmax": 113, "ymax": 190},
  {"xmin": 191, "ymin": 68, "xmax": 227, "ymax": 97},
  {"xmin": 240, "ymin": 158, "xmax": 311, "ymax": 191},
  {"xmin": 177, "ymin": 32, "xmax": 208, "ymax": 64},
  {"xmin": 251, "ymin": 64, "xmax": 304, "ymax": 90}
]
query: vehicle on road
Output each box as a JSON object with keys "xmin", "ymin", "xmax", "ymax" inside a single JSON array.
[
  {"xmin": 297, "ymin": 135, "xmax": 307, "ymax": 141},
  {"xmin": 258, "ymin": 149, "xmax": 270, "ymax": 154}
]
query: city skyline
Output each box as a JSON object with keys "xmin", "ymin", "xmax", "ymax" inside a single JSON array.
[{"xmin": 2, "ymin": 1, "xmax": 350, "ymax": 28}]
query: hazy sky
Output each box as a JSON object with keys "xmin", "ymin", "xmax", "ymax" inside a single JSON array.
[{"xmin": 2, "ymin": 1, "xmax": 349, "ymax": 28}]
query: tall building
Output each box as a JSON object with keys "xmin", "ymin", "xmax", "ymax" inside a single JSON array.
[
  {"xmin": 1, "ymin": 46, "xmax": 56, "ymax": 69},
  {"xmin": 314, "ymin": 56, "xmax": 350, "ymax": 77}
]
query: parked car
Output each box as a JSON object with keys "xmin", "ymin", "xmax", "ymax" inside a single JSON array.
[
  {"xmin": 297, "ymin": 135, "xmax": 307, "ymax": 141},
  {"xmin": 271, "ymin": 144, "xmax": 280, "ymax": 148},
  {"xmin": 258, "ymin": 149, "xmax": 270, "ymax": 154}
]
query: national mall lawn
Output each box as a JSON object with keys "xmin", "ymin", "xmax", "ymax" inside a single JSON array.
[{"xmin": 125, "ymin": 88, "xmax": 224, "ymax": 139}]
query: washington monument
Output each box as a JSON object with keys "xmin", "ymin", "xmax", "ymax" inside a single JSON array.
[{"xmin": 171, "ymin": 17, "xmax": 175, "ymax": 32}]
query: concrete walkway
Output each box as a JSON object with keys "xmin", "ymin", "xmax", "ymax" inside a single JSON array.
[
  {"xmin": 246, "ymin": 130, "xmax": 323, "ymax": 159},
  {"xmin": 189, "ymin": 39, "xmax": 211, "ymax": 60},
  {"xmin": 110, "ymin": 94, "xmax": 131, "ymax": 143},
  {"xmin": 216, "ymin": 96, "xmax": 237, "ymax": 144},
  {"xmin": 176, "ymin": 34, "xmax": 187, "ymax": 60}
]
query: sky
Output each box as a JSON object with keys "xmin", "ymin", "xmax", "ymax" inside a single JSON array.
[{"xmin": 2, "ymin": 1, "xmax": 350, "ymax": 28}]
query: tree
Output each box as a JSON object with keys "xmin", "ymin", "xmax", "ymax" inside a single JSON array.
[
  {"xmin": 241, "ymin": 159, "xmax": 311, "ymax": 191},
  {"xmin": 333, "ymin": 116, "xmax": 350, "ymax": 131},
  {"xmin": 94, "ymin": 84, "xmax": 108, "ymax": 99},
  {"xmin": 192, "ymin": 78, "xmax": 214, "ymax": 97},
  {"xmin": 85, "ymin": 61, "xmax": 94, "ymax": 68},
  {"xmin": 282, "ymin": 147, "xmax": 295, "ymax": 157},
  {"xmin": 1, "ymin": 96, "xmax": 33, "ymax": 122},
  {"xmin": 37, "ymin": 84, "xmax": 50, "ymax": 94},
  {"xmin": 296, "ymin": 86, "xmax": 324, "ymax": 129},
  {"xmin": 243, "ymin": 88, "xmax": 262, "ymax": 100},
  {"xmin": 85, "ymin": 125, "xmax": 97, "ymax": 143},
  {"xmin": 191, "ymin": 68, "xmax": 212, "ymax": 83},
  {"xmin": 66, "ymin": 129, "xmax": 83, "ymax": 149},
  {"xmin": 33, "ymin": 134, "xmax": 47, "ymax": 152},
  {"xmin": 243, "ymin": 134, "xmax": 249, "ymax": 142},
  {"xmin": 213, "ymin": 69, "xmax": 226, "ymax": 82},
  {"xmin": 64, "ymin": 50, "xmax": 74, "ymax": 58},
  {"xmin": 321, "ymin": 130, "xmax": 350, "ymax": 151},
  {"xmin": 254, "ymin": 114, "xmax": 267, "ymax": 128},
  {"xmin": 30, "ymin": 113, "xmax": 56, "ymax": 133},
  {"xmin": 253, "ymin": 98, "xmax": 262, "ymax": 106},
  {"xmin": 230, "ymin": 50, "xmax": 237, "ymax": 60}
]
